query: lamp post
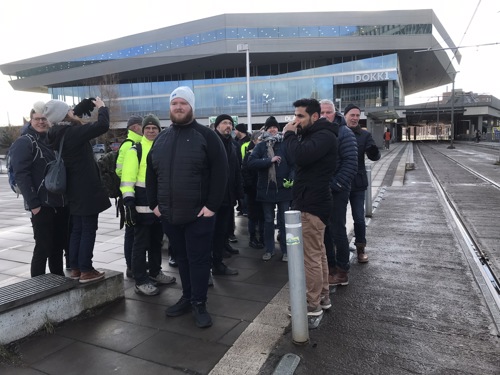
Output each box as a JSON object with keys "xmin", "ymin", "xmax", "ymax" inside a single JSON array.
[
  {"xmin": 237, "ymin": 43, "xmax": 252, "ymax": 133},
  {"xmin": 447, "ymin": 72, "xmax": 457, "ymax": 149},
  {"xmin": 335, "ymin": 98, "xmax": 342, "ymax": 114}
]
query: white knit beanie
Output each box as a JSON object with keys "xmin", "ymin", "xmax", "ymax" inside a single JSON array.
[
  {"xmin": 170, "ymin": 86, "xmax": 195, "ymax": 111},
  {"xmin": 43, "ymin": 100, "xmax": 70, "ymax": 124}
]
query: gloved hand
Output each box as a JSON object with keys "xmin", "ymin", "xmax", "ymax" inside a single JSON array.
[
  {"xmin": 123, "ymin": 197, "xmax": 137, "ymax": 227},
  {"xmin": 124, "ymin": 205, "xmax": 137, "ymax": 227},
  {"xmin": 72, "ymin": 98, "xmax": 96, "ymax": 118},
  {"xmin": 283, "ymin": 178, "xmax": 294, "ymax": 189}
]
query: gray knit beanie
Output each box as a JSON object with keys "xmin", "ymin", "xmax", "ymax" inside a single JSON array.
[
  {"xmin": 127, "ymin": 115, "xmax": 143, "ymax": 128},
  {"xmin": 43, "ymin": 100, "xmax": 71, "ymax": 124}
]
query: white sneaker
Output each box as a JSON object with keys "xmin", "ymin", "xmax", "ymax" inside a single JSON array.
[
  {"xmin": 135, "ymin": 282, "xmax": 160, "ymax": 296},
  {"xmin": 282, "ymin": 254, "xmax": 288, "ymax": 262},
  {"xmin": 262, "ymin": 252, "xmax": 274, "ymax": 261},
  {"xmin": 150, "ymin": 271, "xmax": 176, "ymax": 285}
]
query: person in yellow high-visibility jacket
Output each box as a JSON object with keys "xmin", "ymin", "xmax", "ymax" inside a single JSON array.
[
  {"xmin": 120, "ymin": 114, "xmax": 176, "ymax": 296},
  {"xmin": 116, "ymin": 115, "xmax": 143, "ymax": 279}
]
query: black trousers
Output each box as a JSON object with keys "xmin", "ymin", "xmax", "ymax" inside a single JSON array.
[
  {"xmin": 212, "ymin": 205, "xmax": 232, "ymax": 267},
  {"xmin": 132, "ymin": 220, "xmax": 163, "ymax": 285},
  {"xmin": 30, "ymin": 206, "xmax": 70, "ymax": 277}
]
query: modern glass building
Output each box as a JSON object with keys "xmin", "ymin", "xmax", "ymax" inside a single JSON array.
[{"xmin": 1, "ymin": 10, "xmax": 460, "ymax": 136}]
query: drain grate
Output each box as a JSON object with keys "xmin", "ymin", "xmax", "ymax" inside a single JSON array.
[{"xmin": 0, "ymin": 274, "xmax": 77, "ymax": 313}]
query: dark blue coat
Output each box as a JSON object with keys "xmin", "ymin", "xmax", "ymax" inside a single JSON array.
[
  {"xmin": 330, "ymin": 114, "xmax": 358, "ymax": 192},
  {"xmin": 247, "ymin": 137, "xmax": 294, "ymax": 203},
  {"xmin": 9, "ymin": 125, "xmax": 65, "ymax": 210},
  {"xmin": 350, "ymin": 125, "xmax": 381, "ymax": 192}
]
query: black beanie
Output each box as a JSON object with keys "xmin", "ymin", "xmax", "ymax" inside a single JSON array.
[
  {"xmin": 214, "ymin": 114, "xmax": 234, "ymax": 127},
  {"xmin": 344, "ymin": 104, "xmax": 361, "ymax": 115},
  {"xmin": 142, "ymin": 114, "xmax": 161, "ymax": 131},
  {"xmin": 264, "ymin": 116, "xmax": 279, "ymax": 131},
  {"xmin": 235, "ymin": 123, "xmax": 247, "ymax": 133}
]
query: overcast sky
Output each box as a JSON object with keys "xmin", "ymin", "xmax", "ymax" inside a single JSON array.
[{"xmin": 0, "ymin": 0, "xmax": 498, "ymax": 125}]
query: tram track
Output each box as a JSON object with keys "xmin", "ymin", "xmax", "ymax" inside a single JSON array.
[{"xmin": 416, "ymin": 142, "xmax": 500, "ymax": 332}]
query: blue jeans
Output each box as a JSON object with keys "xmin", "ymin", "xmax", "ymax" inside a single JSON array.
[
  {"xmin": 349, "ymin": 190, "xmax": 366, "ymax": 245},
  {"xmin": 325, "ymin": 189, "xmax": 350, "ymax": 271},
  {"xmin": 262, "ymin": 201, "xmax": 289, "ymax": 255},
  {"xmin": 162, "ymin": 216, "xmax": 215, "ymax": 304},
  {"xmin": 69, "ymin": 214, "xmax": 99, "ymax": 272}
]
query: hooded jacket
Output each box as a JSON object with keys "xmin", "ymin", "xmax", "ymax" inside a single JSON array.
[
  {"xmin": 146, "ymin": 119, "xmax": 228, "ymax": 226},
  {"xmin": 47, "ymin": 107, "xmax": 111, "ymax": 215},
  {"xmin": 283, "ymin": 117, "xmax": 338, "ymax": 224},
  {"xmin": 9, "ymin": 124, "xmax": 65, "ymax": 210}
]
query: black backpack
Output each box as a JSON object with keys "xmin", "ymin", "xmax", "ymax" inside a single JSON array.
[{"xmin": 97, "ymin": 139, "xmax": 142, "ymax": 199}]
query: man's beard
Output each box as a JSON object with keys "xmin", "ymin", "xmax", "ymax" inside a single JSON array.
[{"xmin": 170, "ymin": 108, "xmax": 194, "ymax": 125}]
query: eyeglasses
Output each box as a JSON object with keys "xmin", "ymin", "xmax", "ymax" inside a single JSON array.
[{"xmin": 32, "ymin": 117, "xmax": 48, "ymax": 122}]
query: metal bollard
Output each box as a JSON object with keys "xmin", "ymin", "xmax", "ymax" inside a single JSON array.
[
  {"xmin": 284, "ymin": 210, "xmax": 309, "ymax": 345},
  {"xmin": 365, "ymin": 164, "xmax": 372, "ymax": 217}
]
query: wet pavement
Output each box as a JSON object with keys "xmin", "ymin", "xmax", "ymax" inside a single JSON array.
[{"xmin": 1, "ymin": 141, "xmax": 499, "ymax": 374}]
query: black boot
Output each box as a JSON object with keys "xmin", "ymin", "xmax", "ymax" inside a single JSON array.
[{"xmin": 249, "ymin": 236, "xmax": 263, "ymax": 249}]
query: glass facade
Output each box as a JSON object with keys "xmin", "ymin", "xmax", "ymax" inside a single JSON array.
[
  {"xmin": 50, "ymin": 54, "xmax": 400, "ymax": 120},
  {"xmin": 17, "ymin": 23, "xmax": 430, "ymax": 79}
]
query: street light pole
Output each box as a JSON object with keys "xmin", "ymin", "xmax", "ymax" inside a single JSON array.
[
  {"xmin": 447, "ymin": 72, "xmax": 456, "ymax": 149},
  {"xmin": 436, "ymin": 96, "xmax": 440, "ymax": 142},
  {"xmin": 335, "ymin": 98, "xmax": 342, "ymax": 114},
  {"xmin": 237, "ymin": 44, "xmax": 252, "ymax": 133}
]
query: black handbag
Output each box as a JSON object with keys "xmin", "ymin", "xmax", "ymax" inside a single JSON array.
[{"xmin": 45, "ymin": 133, "xmax": 66, "ymax": 194}]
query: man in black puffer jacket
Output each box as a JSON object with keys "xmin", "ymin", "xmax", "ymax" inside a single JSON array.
[
  {"xmin": 344, "ymin": 104, "xmax": 381, "ymax": 263},
  {"xmin": 319, "ymin": 99, "xmax": 358, "ymax": 287},
  {"xmin": 146, "ymin": 87, "xmax": 228, "ymax": 329},
  {"xmin": 283, "ymin": 98, "xmax": 338, "ymax": 318}
]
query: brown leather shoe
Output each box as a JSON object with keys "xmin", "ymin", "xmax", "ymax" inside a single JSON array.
[
  {"xmin": 69, "ymin": 269, "xmax": 81, "ymax": 280},
  {"xmin": 329, "ymin": 267, "xmax": 349, "ymax": 286},
  {"xmin": 79, "ymin": 269, "xmax": 105, "ymax": 284},
  {"xmin": 356, "ymin": 243, "xmax": 369, "ymax": 263}
]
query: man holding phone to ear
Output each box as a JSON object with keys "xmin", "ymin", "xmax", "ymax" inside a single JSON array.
[{"xmin": 282, "ymin": 98, "xmax": 338, "ymax": 317}]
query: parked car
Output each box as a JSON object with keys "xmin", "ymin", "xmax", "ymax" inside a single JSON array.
[
  {"xmin": 109, "ymin": 142, "xmax": 121, "ymax": 152},
  {"xmin": 92, "ymin": 144, "xmax": 106, "ymax": 153}
]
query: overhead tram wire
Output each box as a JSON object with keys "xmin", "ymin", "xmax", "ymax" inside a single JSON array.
[{"xmin": 409, "ymin": 0, "xmax": 484, "ymax": 126}]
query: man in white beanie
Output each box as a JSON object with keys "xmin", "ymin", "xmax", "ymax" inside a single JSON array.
[{"xmin": 146, "ymin": 86, "xmax": 228, "ymax": 328}]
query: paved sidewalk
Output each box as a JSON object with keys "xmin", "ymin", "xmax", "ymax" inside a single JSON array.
[{"xmin": 0, "ymin": 143, "xmax": 402, "ymax": 374}]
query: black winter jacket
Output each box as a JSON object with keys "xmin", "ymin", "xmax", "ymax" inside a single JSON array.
[
  {"xmin": 247, "ymin": 136, "xmax": 294, "ymax": 203},
  {"xmin": 241, "ymin": 141, "xmax": 258, "ymax": 193},
  {"xmin": 9, "ymin": 125, "xmax": 65, "ymax": 210},
  {"xmin": 47, "ymin": 107, "xmax": 111, "ymax": 216},
  {"xmin": 284, "ymin": 117, "xmax": 338, "ymax": 225},
  {"xmin": 350, "ymin": 125, "xmax": 381, "ymax": 192},
  {"xmin": 330, "ymin": 114, "xmax": 358, "ymax": 192},
  {"xmin": 216, "ymin": 131, "xmax": 243, "ymax": 207},
  {"xmin": 146, "ymin": 120, "xmax": 228, "ymax": 225}
]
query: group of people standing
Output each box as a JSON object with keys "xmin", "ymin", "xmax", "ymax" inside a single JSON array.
[
  {"xmin": 9, "ymin": 85, "xmax": 380, "ymax": 328},
  {"xmin": 10, "ymin": 97, "xmax": 111, "ymax": 283}
]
